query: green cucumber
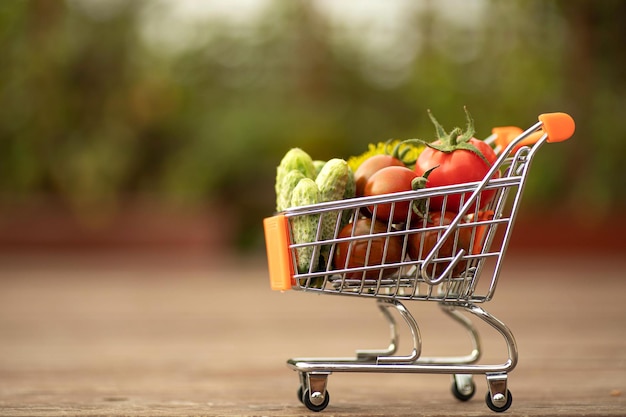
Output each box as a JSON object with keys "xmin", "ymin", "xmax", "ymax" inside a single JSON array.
[
  {"xmin": 343, "ymin": 166, "xmax": 356, "ymax": 200},
  {"xmin": 313, "ymin": 160, "xmax": 326, "ymax": 177},
  {"xmin": 315, "ymin": 158, "xmax": 355, "ymax": 263},
  {"xmin": 316, "ymin": 158, "xmax": 351, "ymax": 203},
  {"xmin": 290, "ymin": 178, "xmax": 321, "ymax": 274},
  {"xmin": 316, "ymin": 158, "xmax": 350, "ymax": 239},
  {"xmin": 276, "ymin": 169, "xmax": 306, "ymax": 212},
  {"xmin": 275, "ymin": 148, "xmax": 316, "ymax": 207}
]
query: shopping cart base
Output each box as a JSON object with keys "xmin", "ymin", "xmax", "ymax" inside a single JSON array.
[
  {"xmin": 286, "ymin": 299, "xmax": 517, "ymax": 413},
  {"xmin": 294, "ymin": 371, "xmax": 510, "ymax": 413}
]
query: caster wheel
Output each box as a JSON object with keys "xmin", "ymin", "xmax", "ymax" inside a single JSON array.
[
  {"xmin": 451, "ymin": 375, "xmax": 475, "ymax": 402},
  {"xmin": 302, "ymin": 389, "xmax": 330, "ymax": 412},
  {"xmin": 485, "ymin": 389, "xmax": 512, "ymax": 412},
  {"xmin": 297, "ymin": 386, "xmax": 304, "ymax": 404}
]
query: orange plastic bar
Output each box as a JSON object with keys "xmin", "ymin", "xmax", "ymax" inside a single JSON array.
[
  {"xmin": 492, "ymin": 126, "xmax": 523, "ymax": 150},
  {"xmin": 538, "ymin": 112, "xmax": 575, "ymax": 143},
  {"xmin": 263, "ymin": 214, "xmax": 293, "ymax": 291}
]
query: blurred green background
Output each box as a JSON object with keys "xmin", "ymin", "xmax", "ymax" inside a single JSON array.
[{"xmin": 1, "ymin": 0, "xmax": 624, "ymax": 253}]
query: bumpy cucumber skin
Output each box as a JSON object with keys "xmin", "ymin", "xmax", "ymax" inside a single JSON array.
[
  {"xmin": 313, "ymin": 160, "xmax": 326, "ymax": 177},
  {"xmin": 316, "ymin": 159, "xmax": 350, "ymax": 202},
  {"xmin": 276, "ymin": 170, "xmax": 306, "ymax": 212},
  {"xmin": 343, "ymin": 166, "xmax": 356, "ymax": 200},
  {"xmin": 275, "ymin": 148, "xmax": 316, "ymax": 204},
  {"xmin": 315, "ymin": 159, "xmax": 355, "ymax": 264},
  {"xmin": 315, "ymin": 158, "xmax": 356, "ymax": 240},
  {"xmin": 316, "ymin": 159, "xmax": 349, "ymax": 240},
  {"xmin": 290, "ymin": 178, "xmax": 321, "ymax": 274}
]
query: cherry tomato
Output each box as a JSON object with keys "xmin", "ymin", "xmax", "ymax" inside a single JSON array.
[
  {"xmin": 334, "ymin": 218, "xmax": 403, "ymax": 280},
  {"xmin": 354, "ymin": 154, "xmax": 405, "ymax": 197},
  {"xmin": 408, "ymin": 210, "xmax": 494, "ymax": 277},
  {"xmin": 363, "ymin": 165, "xmax": 419, "ymax": 224},
  {"xmin": 464, "ymin": 210, "xmax": 495, "ymax": 255}
]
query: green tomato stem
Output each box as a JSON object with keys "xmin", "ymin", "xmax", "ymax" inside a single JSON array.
[{"xmin": 404, "ymin": 107, "xmax": 491, "ymax": 166}]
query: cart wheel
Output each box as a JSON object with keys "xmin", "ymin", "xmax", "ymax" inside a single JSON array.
[
  {"xmin": 451, "ymin": 375, "xmax": 475, "ymax": 402},
  {"xmin": 297, "ymin": 386, "xmax": 304, "ymax": 404},
  {"xmin": 485, "ymin": 389, "xmax": 512, "ymax": 412},
  {"xmin": 302, "ymin": 389, "xmax": 330, "ymax": 412}
]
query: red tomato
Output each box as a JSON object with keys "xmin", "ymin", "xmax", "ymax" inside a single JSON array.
[
  {"xmin": 408, "ymin": 210, "xmax": 494, "ymax": 277},
  {"xmin": 363, "ymin": 165, "xmax": 419, "ymax": 224},
  {"xmin": 354, "ymin": 154, "xmax": 405, "ymax": 197},
  {"xmin": 334, "ymin": 218, "xmax": 403, "ymax": 280},
  {"xmin": 464, "ymin": 210, "xmax": 495, "ymax": 255},
  {"xmin": 415, "ymin": 110, "xmax": 499, "ymax": 212},
  {"xmin": 408, "ymin": 212, "xmax": 469, "ymax": 277}
]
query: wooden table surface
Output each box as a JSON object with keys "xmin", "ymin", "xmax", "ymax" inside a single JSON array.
[{"xmin": 0, "ymin": 252, "xmax": 624, "ymax": 416}]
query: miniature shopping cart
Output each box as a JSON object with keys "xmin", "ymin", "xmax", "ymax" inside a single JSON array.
[{"xmin": 263, "ymin": 112, "xmax": 575, "ymax": 413}]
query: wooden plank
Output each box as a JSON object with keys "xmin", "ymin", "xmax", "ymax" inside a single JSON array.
[{"xmin": 0, "ymin": 253, "xmax": 624, "ymax": 416}]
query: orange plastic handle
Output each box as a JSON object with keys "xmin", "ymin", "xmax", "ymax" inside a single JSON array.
[
  {"xmin": 492, "ymin": 113, "xmax": 575, "ymax": 153},
  {"xmin": 538, "ymin": 112, "xmax": 575, "ymax": 143},
  {"xmin": 263, "ymin": 214, "xmax": 293, "ymax": 291}
]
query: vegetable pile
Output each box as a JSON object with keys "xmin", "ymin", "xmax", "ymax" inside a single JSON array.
[{"xmin": 274, "ymin": 108, "xmax": 499, "ymax": 281}]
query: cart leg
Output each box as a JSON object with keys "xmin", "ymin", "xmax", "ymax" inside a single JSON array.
[
  {"xmin": 439, "ymin": 304, "xmax": 482, "ymax": 364},
  {"xmin": 444, "ymin": 303, "xmax": 516, "ymax": 412},
  {"xmin": 297, "ymin": 372, "xmax": 306, "ymax": 403},
  {"xmin": 356, "ymin": 299, "xmax": 422, "ymax": 364},
  {"xmin": 299, "ymin": 372, "xmax": 331, "ymax": 412},
  {"xmin": 355, "ymin": 299, "xmax": 399, "ymax": 360},
  {"xmin": 451, "ymin": 374, "xmax": 475, "ymax": 401},
  {"xmin": 485, "ymin": 373, "xmax": 512, "ymax": 412},
  {"xmin": 453, "ymin": 302, "xmax": 518, "ymax": 371},
  {"xmin": 367, "ymin": 299, "xmax": 422, "ymax": 364}
]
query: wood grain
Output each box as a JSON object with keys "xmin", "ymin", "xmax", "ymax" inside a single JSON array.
[{"xmin": 0, "ymin": 252, "xmax": 624, "ymax": 416}]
